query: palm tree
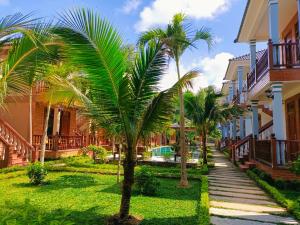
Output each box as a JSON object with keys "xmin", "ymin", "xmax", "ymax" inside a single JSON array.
[
  {"xmin": 138, "ymin": 13, "xmax": 213, "ymax": 187},
  {"xmin": 54, "ymin": 8, "xmax": 198, "ymax": 223},
  {"xmin": 38, "ymin": 63, "xmax": 86, "ymax": 164},
  {"xmin": 184, "ymin": 87, "xmax": 241, "ymax": 164}
]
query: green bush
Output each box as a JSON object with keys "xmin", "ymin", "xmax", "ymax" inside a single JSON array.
[
  {"xmin": 27, "ymin": 162, "xmax": 47, "ymax": 185},
  {"xmin": 198, "ymin": 175, "xmax": 210, "ymax": 225},
  {"xmin": 87, "ymin": 145, "xmax": 108, "ymax": 164},
  {"xmin": 134, "ymin": 166, "xmax": 160, "ymax": 196},
  {"xmin": 201, "ymin": 164, "xmax": 209, "ymax": 175},
  {"xmin": 274, "ymin": 178, "xmax": 287, "ymax": 190},
  {"xmin": 162, "ymin": 152, "xmax": 172, "ymax": 161},
  {"xmin": 291, "ymin": 156, "xmax": 300, "ymax": 175}
]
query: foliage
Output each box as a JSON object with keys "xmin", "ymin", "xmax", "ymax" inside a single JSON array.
[
  {"xmin": 291, "ymin": 156, "xmax": 300, "ymax": 175},
  {"xmin": 162, "ymin": 152, "xmax": 173, "ymax": 161},
  {"xmin": 0, "ymin": 172, "xmax": 200, "ymax": 225},
  {"xmin": 27, "ymin": 162, "xmax": 47, "ymax": 185},
  {"xmin": 87, "ymin": 145, "xmax": 108, "ymax": 164},
  {"xmin": 198, "ymin": 176, "xmax": 210, "ymax": 225},
  {"xmin": 134, "ymin": 166, "xmax": 160, "ymax": 196},
  {"xmin": 143, "ymin": 151, "xmax": 152, "ymax": 160},
  {"xmin": 247, "ymin": 170, "xmax": 300, "ymax": 220}
]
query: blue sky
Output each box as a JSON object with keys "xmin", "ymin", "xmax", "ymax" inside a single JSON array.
[{"xmin": 0, "ymin": 0, "xmax": 259, "ymax": 90}]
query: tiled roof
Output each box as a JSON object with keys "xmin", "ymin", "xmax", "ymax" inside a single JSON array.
[{"xmin": 229, "ymin": 49, "xmax": 266, "ymax": 62}]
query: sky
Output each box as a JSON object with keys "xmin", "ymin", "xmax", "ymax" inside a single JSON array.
[{"xmin": 0, "ymin": 0, "xmax": 258, "ymax": 91}]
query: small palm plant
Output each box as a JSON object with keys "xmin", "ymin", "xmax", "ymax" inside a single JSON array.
[
  {"xmin": 54, "ymin": 8, "xmax": 198, "ymax": 223},
  {"xmin": 184, "ymin": 86, "xmax": 242, "ymax": 164},
  {"xmin": 138, "ymin": 13, "xmax": 213, "ymax": 187}
]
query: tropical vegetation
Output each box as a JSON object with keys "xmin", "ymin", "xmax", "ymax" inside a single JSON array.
[{"xmin": 138, "ymin": 13, "xmax": 213, "ymax": 187}]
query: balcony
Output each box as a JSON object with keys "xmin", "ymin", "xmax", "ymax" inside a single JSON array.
[{"xmin": 247, "ymin": 40, "xmax": 300, "ymax": 90}]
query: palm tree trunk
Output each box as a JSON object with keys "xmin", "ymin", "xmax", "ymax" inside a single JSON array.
[
  {"xmin": 119, "ymin": 143, "xmax": 135, "ymax": 220},
  {"xmin": 40, "ymin": 102, "xmax": 51, "ymax": 165},
  {"xmin": 202, "ymin": 131, "xmax": 208, "ymax": 165},
  {"xmin": 29, "ymin": 87, "xmax": 33, "ymax": 145},
  {"xmin": 117, "ymin": 143, "xmax": 122, "ymax": 183},
  {"xmin": 176, "ymin": 57, "xmax": 188, "ymax": 187}
]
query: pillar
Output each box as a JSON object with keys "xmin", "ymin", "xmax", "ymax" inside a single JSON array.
[
  {"xmin": 245, "ymin": 116, "xmax": 252, "ymax": 136},
  {"xmin": 249, "ymin": 40, "xmax": 256, "ymax": 72},
  {"xmin": 52, "ymin": 108, "xmax": 61, "ymax": 136},
  {"xmin": 251, "ymin": 100, "xmax": 259, "ymax": 138},
  {"xmin": 232, "ymin": 118, "xmax": 237, "ymax": 140},
  {"xmin": 268, "ymin": 0, "xmax": 279, "ymax": 44},
  {"xmin": 239, "ymin": 116, "xmax": 245, "ymax": 139},
  {"xmin": 229, "ymin": 82, "xmax": 234, "ymax": 102},
  {"xmin": 272, "ymin": 82, "xmax": 285, "ymax": 164}
]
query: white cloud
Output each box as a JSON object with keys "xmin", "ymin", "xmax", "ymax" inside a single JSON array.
[
  {"xmin": 0, "ymin": 0, "xmax": 9, "ymax": 5},
  {"xmin": 135, "ymin": 0, "xmax": 232, "ymax": 31},
  {"xmin": 122, "ymin": 0, "xmax": 142, "ymax": 14},
  {"xmin": 159, "ymin": 52, "xmax": 233, "ymax": 92}
]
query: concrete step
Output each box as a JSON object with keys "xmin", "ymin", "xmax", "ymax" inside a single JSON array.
[
  {"xmin": 210, "ymin": 195, "xmax": 277, "ymax": 206},
  {"xmin": 209, "ymin": 186, "xmax": 266, "ymax": 196},
  {"xmin": 209, "ymin": 190, "xmax": 271, "ymax": 201},
  {"xmin": 209, "ymin": 182, "xmax": 261, "ymax": 190}
]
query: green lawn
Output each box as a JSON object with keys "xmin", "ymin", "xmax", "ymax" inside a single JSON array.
[{"xmin": 0, "ymin": 171, "xmax": 200, "ymax": 225}]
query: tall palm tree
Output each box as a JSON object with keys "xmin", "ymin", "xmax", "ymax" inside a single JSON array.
[
  {"xmin": 54, "ymin": 8, "xmax": 198, "ymax": 223},
  {"xmin": 184, "ymin": 87, "xmax": 241, "ymax": 164},
  {"xmin": 138, "ymin": 13, "xmax": 213, "ymax": 187}
]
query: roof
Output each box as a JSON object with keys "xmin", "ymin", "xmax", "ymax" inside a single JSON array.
[
  {"xmin": 229, "ymin": 49, "xmax": 266, "ymax": 62},
  {"xmin": 234, "ymin": 0, "xmax": 251, "ymax": 43}
]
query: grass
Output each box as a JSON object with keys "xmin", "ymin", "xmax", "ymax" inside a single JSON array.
[
  {"xmin": 198, "ymin": 176, "xmax": 210, "ymax": 225},
  {"xmin": 247, "ymin": 170, "xmax": 300, "ymax": 220},
  {"xmin": 0, "ymin": 171, "xmax": 201, "ymax": 225}
]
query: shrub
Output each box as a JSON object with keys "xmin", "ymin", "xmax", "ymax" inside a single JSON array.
[
  {"xmin": 162, "ymin": 152, "xmax": 172, "ymax": 161},
  {"xmin": 291, "ymin": 156, "xmax": 300, "ymax": 175},
  {"xmin": 201, "ymin": 164, "xmax": 209, "ymax": 175},
  {"xmin": 27, "ymin": 162, "xmax": 47, "ymax": 185},
  {"xmin": 87, "ymin": 145, "xmax": 108, "ymax": 164},
  {"xmin": 134, "ymin": 166, "xmax": 160, "ymax": 196},
  {"xmin": 274, "ymin": 178, "xmax": 287, "ymax": 190},
  {"xmin": 143, "ymin": 151, "xmax": 152, "ymax": 160},
  {"xmin": 198, "ymin": 175, "xmax": 210, "ymax": 225}
]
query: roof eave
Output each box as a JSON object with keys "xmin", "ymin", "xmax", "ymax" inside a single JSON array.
[{"xmin": 234, "ymin": 0, "xmax": 251, "ymax": 43}]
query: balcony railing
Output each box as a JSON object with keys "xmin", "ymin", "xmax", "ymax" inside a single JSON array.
[{"xmin": 247, "ymin": 40, "xmax": 300, "ymax": 90}]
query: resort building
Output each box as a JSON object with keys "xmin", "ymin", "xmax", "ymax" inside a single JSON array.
[{"xmin": 220, "ymin": 0, "xmax": 300, "ymax": 180}]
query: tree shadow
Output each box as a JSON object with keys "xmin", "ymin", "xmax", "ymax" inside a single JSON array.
[
  {"xmin": 141, "ymin": 216, "xmax": 198, "ymax": 225},
  {"xmin": 100, "ymin": 179, "xmax": 201, "ymax": 201},
  {"xmin": 1, "ymin": 200, "xmax": 110, "ymax": 225},
  {"xmin": 13, "ymin": 174, "xmax": 99, "ymax": 191}
]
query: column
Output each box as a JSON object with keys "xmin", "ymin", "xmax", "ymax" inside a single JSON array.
[
  {"xmin": 296, "ymin": 0, "xmax": 300, "ymax": 38},
  {"xmin": 268, "ymin": 0, "xmax": 279, "ymax": 44},
  {"xmin": 239, "ymin": 116, "xmax": 245, "ymax": 139},
  {"xmin": 52, "ymin": 108, "xmax": 61, "ymax": 136},
  {"xmin": 229, "ymin": 82, "xmax": 234, "ymax": 102},
  {"xmin": 272, "ymin": 82, "xmax": 284, "ymax": 164},
  {"xmin": 251, "ymin": 100, "xmax": 259, "ymax": 138},
  {"xmin": 232, "ymin": 118, "xmax": 237, "ymax": 140},
  {"xmin": 245, "ymin": 116, "xmax": 252, "ymax": 136},
  {"xmin": 249, "ymin": 40, "xmax": 256, "ymax": 72},
  {"xmin": 268, "ymin": 0, "xmax": 280, "ymax": 65}
]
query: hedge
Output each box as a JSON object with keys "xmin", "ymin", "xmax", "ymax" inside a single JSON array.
[
  {"xmin": 198, "ymin": 175, "xmax": 210, "ymax": 225},
  {"xmin": 247, "ymin": 170, "xmax": 300, "ymax": 220}
]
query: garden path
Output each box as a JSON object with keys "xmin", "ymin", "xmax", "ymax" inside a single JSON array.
[{"xmin": 208, "ymin": 148, "xmax": 298, "ymax": 225}]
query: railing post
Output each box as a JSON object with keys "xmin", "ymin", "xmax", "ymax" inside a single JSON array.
[
  {"xmin": 268, "ymin": 39, "xmax": 273, "ymax": 69},
  {"xmin": 271, "ymin": 134, "xmax": 277, "ymax": 168},
  {"xmin": 253, "ymin": 135, "xmax": 257, "ymax": 161}
]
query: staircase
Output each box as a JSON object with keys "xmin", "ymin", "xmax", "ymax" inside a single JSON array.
[
  {"xmin": 0, "ymin": 118, "xmax": 35, "ymax": 168},
  {"xmin": 234, "ymin": 121, "xmax": 273, "ymax": 171}
]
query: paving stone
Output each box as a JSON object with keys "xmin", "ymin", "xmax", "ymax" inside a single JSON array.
[
  {"xmin": 211, "ymin": 192, "xmax": 277, "ymax": 206},
  {"xmin": 210, "ymin": 201, "xmax": 286, "ymax": 214},
  {"xmin": 208, "ymin": 177, "xmax": 255, "ymax": 184},
  {"xmin": 209, "ymin": 182, "xmax": 261, "ymax": 190},
  {"xmin": 209, "ymin": 190, "xmax": 271, "ymax": 200},
  {"xmin": 210, "ymin": 208, "xmax": 298, "ymax": 224},
  {"xmin": 209, "ymin": 186, "xmax": 266, "ymax": 195},
  {"xmin": 211, "ymin": 216, "xmax": 277, "ymax": 225}
]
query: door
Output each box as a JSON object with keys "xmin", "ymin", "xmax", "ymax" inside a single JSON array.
[
  {"xmin": 287, "ymin": 101, "xmax": 297, "ymax": 140},
  {"xmin": 60, "ymin": 111, "xmax": 70, "ymax": 136}
]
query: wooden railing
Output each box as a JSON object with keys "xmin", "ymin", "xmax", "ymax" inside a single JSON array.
[
  {"xmin": 247, "ymin": 40, "xmax": 300, "ymax": 90},
  {"xmin": 258, "ymin": 121, "xmax": 273, "ymax": 140},
  {"xmin": 276, "ymin": 140, "xmax": 300, "ymax": 166},
  {"xmin": 0, "ymin": 118, "xmax": 34, "ymax": 161},
  {"xmin": 255, "ymin": 140, "xmax": 272, "ymax": 165},
  {"xmin": 33, "ymin": 135, "xmax": 87, "ymax": 151}
]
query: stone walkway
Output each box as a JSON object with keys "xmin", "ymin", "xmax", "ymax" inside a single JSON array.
[{"xmin": 208, "ymin": 149, "xmax": 299, "ymax": 225}]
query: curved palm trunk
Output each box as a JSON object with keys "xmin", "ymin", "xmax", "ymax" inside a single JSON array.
[
  {"xmin": 176, "ymin": 58, "xmax": 188, "ymax": 187},
  {"xmin": 40, "ymin": 102, "xmax": 51, "ymax": 165},
  {"xmin": 119, "ymin": 143, "xmax": 135, "ymax": 220}
]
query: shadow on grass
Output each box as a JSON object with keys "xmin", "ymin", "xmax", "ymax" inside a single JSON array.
[
  {"xmin": 1, "ymin": 200, "xmax": 198, "ymax": 225},
  {"xmin": 1, "ymin": 200, "xmax": 108, "ymax": 225},
  {"xmin": 100, "ymin": 179, "xmax": 201, "ymax": 201},
  {"xmin": 13, "ymin": 174, "xmax": 99, "ymax": 191}
]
